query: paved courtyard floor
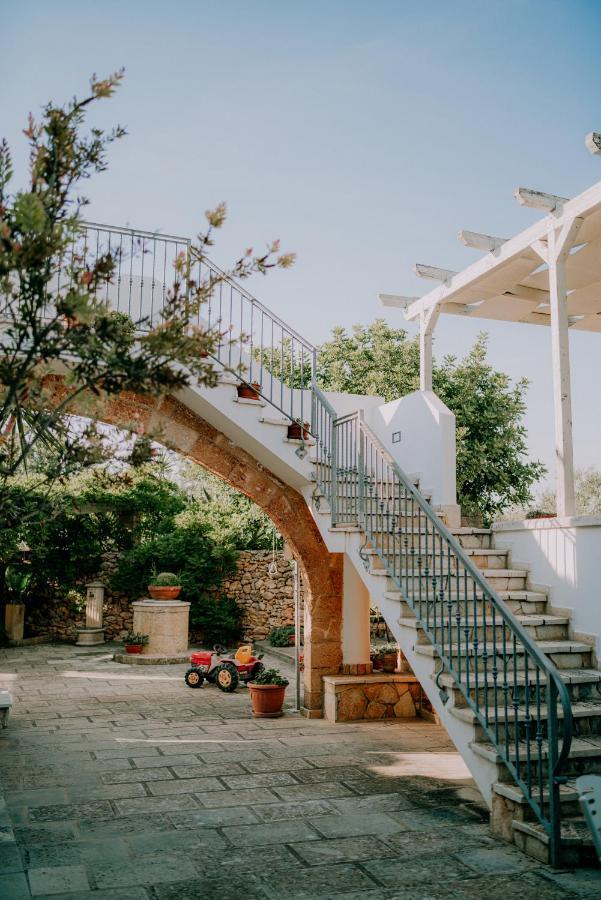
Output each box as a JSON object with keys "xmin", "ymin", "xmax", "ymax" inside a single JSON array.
[{"xmin": 0, "ymin": 643, "xmax": 599, "ymax": 899}]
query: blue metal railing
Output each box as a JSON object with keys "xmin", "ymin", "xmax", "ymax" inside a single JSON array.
[{"xmin": 71, "ymin": 222, "xmax": 573, "ymax": 863}]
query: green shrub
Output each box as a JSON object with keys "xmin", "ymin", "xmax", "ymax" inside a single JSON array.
[
  {"xmin": 251, "ymin": 667, "xmax": 289, "ymax": 686},
  {"xmin": 269, "ymin": 626, "xmax": 294, "ymax": 647},
  {"xmin": 124, "ymin": 630, "xmax": 149, "ymax": 646}
]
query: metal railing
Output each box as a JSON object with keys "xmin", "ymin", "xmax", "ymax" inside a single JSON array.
[
  {"xmin": 313, "ymin": 408, "xmax": 573, "ymax": 866},
  {"xmin": 64, "ymin": 222, "xmax": 573, "ymax": 862},
  {"xmin": 75, "ymin": 223, "xmax": 317, "ymax": 428}
]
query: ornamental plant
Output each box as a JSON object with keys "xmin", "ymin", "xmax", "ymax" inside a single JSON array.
[
  {"xmin": 149, "ymin": 571, "xmax": 180, "ymax": 587},
  {"xmin": 124, "ymin": 630, "xmax": 149, "ymax": 647},
  {"xmin": 268, "ymin": 625, "xmax": 294, "ymax": 647},
  {"xmin": 0, "ymin": 70, "xmax": 294, "ymax": 545},
  {"xmin": 251, "ymin": 667, "xmax": 289, "ymax": 687}
]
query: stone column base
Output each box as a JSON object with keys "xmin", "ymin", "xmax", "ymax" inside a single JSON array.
[
  {"xmin": 76, "ymin": 627, "xmax": 105, "ymax": 646},
  {"xmin": 132, "ymin": 599, "xmax": 190, "ymax": 657}
]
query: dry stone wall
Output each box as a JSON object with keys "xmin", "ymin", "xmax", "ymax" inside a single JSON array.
[{"xmin": 28, "ymin": 550, "xmax": 297, "ymax": 644}]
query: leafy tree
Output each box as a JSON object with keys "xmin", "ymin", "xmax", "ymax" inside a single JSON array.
[
  {"xmin": 536, "ymin": 468, "xmax": 601, "ymax": 517},
  {"xmin": 0, "ymin": 71, "xmax": 294, "ymax": 542},
  {"xmin": 316, "ymin": 323, "xmax": 544, "ymax": 523}
]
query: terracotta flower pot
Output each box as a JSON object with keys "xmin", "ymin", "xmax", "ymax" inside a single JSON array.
[
  {"xmin": 125, "ymin": 645, "xmax": 143, "ymax": 654},
  {"xmin": 372, "ymin": 657, "xmax": 383, "ymax": 671},
  {"xmin": 148, "ymin": 586, "xmax": 181, "ymax": 600},
  {"xmin": 248, "ymin": 683, "xmax": 286, "ymax": 718},
  {"xmin": 381, "ymin": 653, "xmax": 397, "ymax": 673},
  {"xmin": 237, "ymin": 381, "xmax": 261, "ymax": 401},
  {"xmin": 287, "ymin": 421, "xmax": 310, "ymax": 440}
]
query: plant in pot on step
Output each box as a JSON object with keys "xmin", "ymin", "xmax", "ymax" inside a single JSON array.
[
  {"xmin": 287, "ymin": 419, "xmax": 310, "ymax": 441},
  {"xmin": 248, "ymin": 667, "xmax": 289, "ymax": 718},
  {"xmin": 237, "ymin": 380, "xmax": 262, "ymax": 401},
  {"xmin": 4, "ymin": 565, "xmax": 33, "ymax": 643},
  {"xmin": 379, "ymin": 643, "xmax": 399, "ymax": 674},
  {"xmin": 148, "ymin": 571, "xmax": 181, "ymax": 601},
  {"xmin": 268, "ymin": 625, "xmax": 295, "ymax": 647},
  {"xmin": 124, "ymin": 631, "xmax": 149, "ymax": 654}
]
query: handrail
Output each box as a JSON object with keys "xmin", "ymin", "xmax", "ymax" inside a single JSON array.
[
  {"xmin": 315, "ymin": 406, "xmax": 573, "ymax": 865},
  {"xmin": 58, "ymin": 221, "xmax": 573, "ymax": 863}
]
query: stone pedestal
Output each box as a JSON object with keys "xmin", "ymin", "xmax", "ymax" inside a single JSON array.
[
  {"xmin": 5, "ymin": 604, "xmax": 25, "ymax": 643},
  {"xmin": 131, "ymin": 599, "xmax": 190, "ymax": 657},
  {"xmin": 323, "ymin": 673, "xmax": 424, "ymax": 723},
  {"xmin": 76, "ymin": 581, "xmax": 105, "ymax": 646}
]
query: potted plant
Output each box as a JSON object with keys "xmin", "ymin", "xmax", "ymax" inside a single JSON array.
[
  {"xmin": 248, "ymin": 667, "xmax": 289, "ymax": 718},
  {"xmin": 525, "ymin": 509, "xmax": 557, "ymax": 520},
  {"xmin": 268, "ymin": 625, "xmax": 295, "ymax": 647},
  {"xmin": 370, "ymin": 644, "xmax": 383, "ymax": 671},
  {"xmin": 4, "ymin": 565, "xmax": 33, "ymax": 642},
  {"xmin": 379, "ymin": 643, "xmax": 399, "ymax": 674},
  {"xmin": 124, "ymin": 631, "xmax": 149, "ymax": 654},
  {"xmin": 287, "ymin": 420, "xmax": 310, "ymax": 441},
  {"xmin": 148, "ymin": 572, "xmax": 182, "ymax": 601},
  {"xmin": 237, "ymin": 381, "xmax": 262, "ymax": 401}
]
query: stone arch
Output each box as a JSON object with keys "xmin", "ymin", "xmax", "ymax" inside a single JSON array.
[{"xmin": 83, "ymin": 390, "xmax": 342, "ymax": 713}]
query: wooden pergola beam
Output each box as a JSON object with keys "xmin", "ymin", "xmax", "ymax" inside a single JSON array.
[
  {"xmin": 459, "ymin": 230, "xmax": 507, "ymax": 253},
  {"xmin": 413, "ymin": 263, "xmax": 456, "ymax": 283},
  {"xmin": 378, "ymin": 294, "xmax": 419, "ymax": 309},
  {"xmin": 514, "ymin": 187, "xmax": 569, "ymax": 212}
]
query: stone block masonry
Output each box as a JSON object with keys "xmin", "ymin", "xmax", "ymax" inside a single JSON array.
[
  {"xmin": 27, "ymin": 550, "xmax": 298, "ymax": 645},
  {"xmin": 222, "ymin": 550, "xmax": 303, "ymax": 642}
]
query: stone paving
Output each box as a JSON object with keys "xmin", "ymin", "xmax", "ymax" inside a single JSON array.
[{"xmin": 0, "ymin": 644, "xmax": 599, "ymax": 899}]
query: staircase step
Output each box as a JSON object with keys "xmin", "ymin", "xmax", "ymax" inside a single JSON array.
[
  {"xmin": 493, "ymin": 779, "xmax": 582, "ymax": 818},
  {"xmin": 414, "ymin": 640, "xmax": 592, "ymax": 670},
  {"xmin": 259, "ymin": 415, "xmax": 290, "ymax": 427},
  {"xmin": 233, "ymin": 397, "xmax": 266, "ymax": 407},
  {"xmin": 511, "ymin": 817, "xmax": 597, "ymax": 866},
  {"xmin": 399, "ymin": 614, "xmax": 569, "ymax": 642},
  {"xmin": 472, "ymin": 735, "xmax": 601, "ymax": 774},
  {"xmin": 452, "ymin": 699, "xmax": 601, "ymax": 727}
]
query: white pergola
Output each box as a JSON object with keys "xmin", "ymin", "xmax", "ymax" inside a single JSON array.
[{"xmin": 381, "ymin": 133, "xmax": 601, "ymax": 517}]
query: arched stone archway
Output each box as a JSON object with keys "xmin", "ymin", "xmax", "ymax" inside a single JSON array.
[{"xmin": 67, "ymin": 388, "xmax": 343, "ymax": 713}]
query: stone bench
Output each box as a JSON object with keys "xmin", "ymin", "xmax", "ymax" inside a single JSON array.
[
  {"xmin": 0, "ymin": 690, "xmax": 12, "ymax": 728},
  {"xmin": 323, "ymin": 673, "xmax": 425, "ymax": 723}
]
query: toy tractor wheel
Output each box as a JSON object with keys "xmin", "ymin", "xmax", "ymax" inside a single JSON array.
[
  {"xmin": 214, "ymin": 663, "xmax": 239, "ymax": 693},
  {"xmin": 184, "ymin": 668, "xmax": 204, "ymax": 688}
]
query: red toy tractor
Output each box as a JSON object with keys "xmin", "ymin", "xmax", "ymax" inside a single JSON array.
[{"xmin": 184, "ymin": 644, "xmax": 264, "ymax": 693}]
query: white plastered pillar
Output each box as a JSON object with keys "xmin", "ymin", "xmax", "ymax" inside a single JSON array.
[
  {"xmin": 341, "ymin": 554, "xmax": 371, "ymax": 667},
  {"xmin": 419, "ymin": 305, "xmax": 441, "ymax": 392},
  {"xmin": 537, "ymin": 217, "xmax": 583, "ymax": 518}
]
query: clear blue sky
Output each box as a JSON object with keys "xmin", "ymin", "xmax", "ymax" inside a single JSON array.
[{"xmin": 3, "ymin": 0, "xmax": 601, "ymax": 485}]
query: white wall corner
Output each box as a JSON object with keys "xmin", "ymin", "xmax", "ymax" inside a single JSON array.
[{"xmin": 370, "ymin": 390, "xmax": 457, "ymax": 508}]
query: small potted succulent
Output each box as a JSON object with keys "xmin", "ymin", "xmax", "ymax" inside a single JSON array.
[
  {"xmin": 148, "ymin": 572, "xmax": 182, "ymax": 601},
  {"xmin": 124, "ymin": 630, "xmax": 149, "ymax": 654},
  {"xmin": 379, "ymin": 643, "xmax": 399, "ymax": 674},
  {"xmin": 248, "ymin": 667, "xmax": 289, "ymax": 718},
  {"xmin": 287, "ymin": 420, "xmax": 310, "ymax": 441},
  {"xmin": 237, "ymin": 381, "xmax": 262, "ymax": 401}
]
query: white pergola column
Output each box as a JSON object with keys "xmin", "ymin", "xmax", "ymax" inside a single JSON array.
[
  {"xmin": 543, "ymin": 218, "xmax": 583, "ymax": 517},
  {"xmin": 419, "ymin": 305, "xmax": 440, "ymax": 391}
]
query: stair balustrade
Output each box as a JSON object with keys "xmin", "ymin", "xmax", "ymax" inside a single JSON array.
[{"xmin": 68, "ymin": 223, "xmax": 574, "ymax": 863}]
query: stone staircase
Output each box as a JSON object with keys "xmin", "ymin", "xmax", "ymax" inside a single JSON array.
[
  {"xmin": 71, "ymin": 221, "xmax": 600, "ymax": 867},
  {"xmin": 185, "ymin": 372, "xmax": 600, "ymax": 865}
]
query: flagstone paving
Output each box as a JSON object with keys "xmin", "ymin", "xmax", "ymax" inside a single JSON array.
[{"xmin": 0, "ymin": 643, "xmax": 598, "ymax": 898}]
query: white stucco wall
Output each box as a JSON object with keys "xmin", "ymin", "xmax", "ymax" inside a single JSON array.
[
  {"xmin": 493, "ymin": 516, "xmax": 601, "ymax": 660},
  {"xmin": 369, "ymin": 390, "xmax": 457, "ymax": 508}
]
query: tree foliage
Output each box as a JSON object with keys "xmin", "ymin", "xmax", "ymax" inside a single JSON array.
[
  {"xmin": 0, "ymin": 71, "xmax": 293, "ymax": 538},
  {"xmin": 315, "ymin": 322, "xmax": 544, "ymax": 523}
]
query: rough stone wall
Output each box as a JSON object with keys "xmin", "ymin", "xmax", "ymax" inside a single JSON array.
[
  {"xmin": 28, "ymin": 550, "xmax": 298, "ymax": 644},
  {"xmin": 222, "ymin": 550, "xmax": 302, "ymax": 642}
]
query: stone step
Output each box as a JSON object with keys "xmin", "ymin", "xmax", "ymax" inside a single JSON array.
[
  {"xmin": 414, "ymin": 639, "xmax": 592, "ymax": 671},
  {"xmin": 472, "ymin": 734, "xmax": 601, "ymax": 778},
  {"xmin": 399, "ymin": 614, "xmax": 570, "ymax": 643},
  {"xmin": 385, "ymin": 589, "xmax": 549, "ymax": 616},
  {"xmin": 368, "ymin": 563, "xmax": 528, "ymax": 592},
  {"xmin": 438, "ymin": 667, "xmax": 601, "ymax": 703},
  {"xmin": 511, "ymin": 817, "xmax": 597, "ymax": 867},
  {"xmin": 493, "ymin": 779, "xmax": 582, "ymax": 820}
]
